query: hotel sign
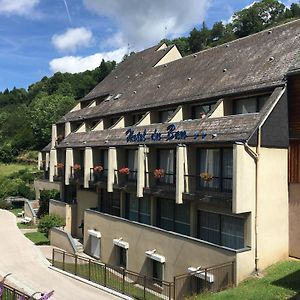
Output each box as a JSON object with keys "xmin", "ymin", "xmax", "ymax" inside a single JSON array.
[{"xmin": 125, "ymin": 124, "xmax": 208, "ymax": 143}]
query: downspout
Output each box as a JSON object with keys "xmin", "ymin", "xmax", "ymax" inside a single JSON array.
[
  {"xmin": 243, "ymin": 85, "xmax": 286, "ymax": 273},
  {"xmin": 244, "ymin": 127, "xmax": 261, "ymax": 273}
]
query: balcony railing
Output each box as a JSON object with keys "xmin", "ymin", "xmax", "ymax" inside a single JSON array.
[
  {"xmin": 145, "ymin": 171, "xmax": 176, "ymax": 194},
  {"xmin": 114, "ymin": 170, "xmax": 137, "ymax": 188},
  {"xmin": 53, "ymin": 165, "xmax": 64, "ymax": 181},
  {"xmin": 89, "ymin": 167, "xmax": 108, "ymax": 184},
  {"xmin": 70, "ymin": 166, "xmax": 84, "ymax": 183}
]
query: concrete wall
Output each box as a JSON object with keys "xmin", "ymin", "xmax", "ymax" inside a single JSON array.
[
  {"xmin": 76, "ymin": 190, "xmax": 98, "ymax": 238},
  {"xmin": 257, "ymin": 147, "xmax": 289, "ymax": 269},
  {"xmin": 49, "ymin": 227, "xmax": 76, "ymax": 254},
  {"xmin": 49, "ymin": 199, "xmax": 76, "ymax": 234},
  {"xmin": 289, "ymin": 183, "xmax": 300, "ymax": 258},
  {"xmin": 84, "ymin": 209, "xmax": 238, "ymax": 282},
  {"xmin": 233, "ymin": 144, "xmax": 256, "ymax": 213},
  {"xmin": 34, "ymin": 179, "xmax": 61, "ymax": 200}
]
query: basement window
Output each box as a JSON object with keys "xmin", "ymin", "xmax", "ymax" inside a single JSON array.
[
  {"xmin": 113, "ymin": 238, "xmax": 129, "ymax": 268},
  {"xmin": 145, "ymin": 250, "xmax": 165, "ymax": 284}
]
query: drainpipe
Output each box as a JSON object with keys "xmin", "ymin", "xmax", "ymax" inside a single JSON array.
[{"xmin": 244, "ymin": 127, "xmax": 261, "ymax": 273}]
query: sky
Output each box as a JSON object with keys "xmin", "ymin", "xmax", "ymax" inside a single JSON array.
[{"xmin": 0, "ymin": 0, "xmax": 293, "ymax": 91}]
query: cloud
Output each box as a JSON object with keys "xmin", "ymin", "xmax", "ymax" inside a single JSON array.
[
  {"xmin": 0, "ymin": 0, "xmax": 39, "ymax": 16},
  {"xmin": 52, "ymin": 27, "xmax": 93, "ymax": 52},
  {"xmin": 49, "ymin": 47, "xmax": 127, "ymax": 73},
  {"xmin": 83, "ymin": 0, "xmax": 210, "ymax": 50}
]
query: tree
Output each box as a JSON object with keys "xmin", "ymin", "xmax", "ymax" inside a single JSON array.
[
  {"xmin": 189, "ymin": 22, "xmax": 211, "ymax": 53},
  {"xmin": 28, "ymin": 94, "xmax": 76, "ymax": 148},
  {"xmin": 38, "ymin": 214, "xmax": 65, "ymax": 237},
  {"xmin": 232, "ymin": 0, "xmax": 286, "ymax": 37},
  {"xmin": 210, "ymin": 22, "xmax": 225, "ymax": 43}
]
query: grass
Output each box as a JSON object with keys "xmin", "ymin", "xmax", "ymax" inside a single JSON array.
[
  {"xmin": 191, "ymin": 259, "xmax": 300, "ymax": 300},
  {"xmin": 0, "ymin": 163, "xmax": 37, "ymax": 180},
  {"xmin": 24, "ymin": 232, "xmax": 49, "ymax": 245},
  {"xmin": 10, "ymin": 207, "xmax": 23, "ymax": 216},
  {"xmin": 52, "ymin": 259, "xmax": 165, "ymax": 300},
  {"xmin": 17, "ymin": 222, "xmax": 37, "ymax": 229}
]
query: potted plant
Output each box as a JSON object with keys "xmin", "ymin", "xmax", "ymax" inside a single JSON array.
[
  {"xmin": 119, "ymin": 167, "xmax": 130, "ymax": 175},
  {"xmin": 73, "ymin": 164, "xmax": 82, "ymax": 180},
  {"xmin": 200, "ymin": 172, "xmax": 213, "ymax": 182},
  {"xmin": 93, "ymin": 165, "xmax": 104, "ymax": 181},
  {"xmin": 56, "ymin": 163, "xmax": 64, "ymax": 177},
  {"xmin": 153, "ymin": 168, "xmax": 165, "ymax": 179},
  {"xmin": 93, "ymin": 165, "xmax": 104, "ymax": 173}
]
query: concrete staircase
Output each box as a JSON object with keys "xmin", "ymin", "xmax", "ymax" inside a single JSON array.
[{"xmin": 73, "ymin": 238, "xmax": 84, "ymax": 253}]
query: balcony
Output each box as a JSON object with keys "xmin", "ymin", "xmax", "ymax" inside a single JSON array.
[
  {"xmin": 53, "ymin": 164, "xmax": 64, "ymax": 182},
  {"xmin": 70, "ymin": 165, "xmax": 84, "ymax": 185},
  {"xmin": 144, "ymin": 170, "xmax": 176, "ymax": 196},
  {"xmin": 183, "ymin": 174, "xmax": 232, "ymax": 208},
  {"xmin": 113, "ymin": 169, "xmax": 137, "ymax": 192},
  {"xmin": 89, "ymin": 167, "xmax": 108, "ymax": 187}
]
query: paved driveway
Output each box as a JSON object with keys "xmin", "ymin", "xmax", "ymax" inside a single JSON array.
[{"xmin": 0, "ymin": 209, "xmax": 120, "ymax": 300}]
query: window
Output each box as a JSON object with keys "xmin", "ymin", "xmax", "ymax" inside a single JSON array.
[
  {"xmin": 125, "ymin": 194, "xmax": 151, "ymax": 225},
  {"xmin": 198, "ymin": 211, "xmax": 245, "ymax": 250},
  {"xmin": 197, "ymin": 148, "xmax": 232, "ymax": 191},
  {"xmin": 152, "ymin": 260, "xmax": 163, "ymax": 282},
  {"xmin": 127, "ymin": 149, "xmax": 138, "ymax": 181},
  {"xmin": 100, "ymin": 190, "xmax": 120, "ymax": 217},
  {"xmin": 159, "ymin": 109, "xmax": 175, "ymax": 123},
  {"xmin": 158, "ymin": 198, "xmax": 190, "ymax": 236},
  {"xmin": 233, "ymin": 95, "xmax": 269, "ymax": 115},
  {"xmin": 119, "ymin": 247, "xmax": 127, "ymax": 268},
  {"xmin": 192, "ymin": 104, "xmax": 212, "ymax": 119},
  {"xmin": 157, "ymin": 149, "xmax": 175, "ymax": 184}
]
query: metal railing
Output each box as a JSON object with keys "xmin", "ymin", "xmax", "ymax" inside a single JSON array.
[
  {"xmin": 173, "ymin": 261, "xmax": 235, "ymax": 299},
  {"xmin": 70, "ymin": 166, "xmax": 84, "ymax": 182},
  {"xmin": 89, "ymin": 168, "xmax": 108, "ymax": 183},
  {"xmin": 53, "ymin": 165, "xmax": 64, "ymax": 181},
  {"xmin": 145, "ymin": 171, "xmax": 176, "ymax": 193},
  {"xmin": 0, "ymin": 282, "xmax": 31, "ymax": 300},
  {"xmin": 52, "ymin": 249, "xmax": 173, "ymax": 300},
  {"xmin": 114, "ymin": 170, "xmax": 137, "ymax": 187},
  {"xmin": 52, "ymin": 249, "xmax": 235, "ymax": 300},
  {"xmin": 184, "ymin": 174, "xmax": 232, "ymax": 194}
]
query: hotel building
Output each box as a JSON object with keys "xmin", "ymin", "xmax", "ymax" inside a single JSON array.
[{"xmin": 38, "ymin": 20, "xmax": 300, "ymax": 284}]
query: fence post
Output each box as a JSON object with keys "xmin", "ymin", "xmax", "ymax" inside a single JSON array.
[
  {"xmin": 173, "ymin": 276, "xmax": 176, "ymax": 300},
  {"xmin": 52, "ymin": 248, "xmax": 54, "ymax": 266},
  {"xmin": 232, "ymin": 261, "xmax": 235, "ymax": 286},
  {"xmin": 122, "ymin": 268, "xmax": 125, "ymax": 294},
  {"xmin": 143, "ymin": 275, "xmax": 146, "ymax": 299},
  {"xmin": 63, "ymin": 251, "xmax": 65, "ymax": 271},
  {"xmin": 169, "ymin": 282, "xmax": 172, "ymax": 300},
  {"xmin": 88, "ymin": 259, "xmax": 91, "ymax": 281},
  {"xmin": 205, "ymin": 269, "xmax": 207, "ymax": 290},
  {"xmin": 75, "ymin": 255, "xmax": 78, "ymax": 275},
  {"xmin": 104, "ymin": 264, "xmax": 107, "ymax": 287}
]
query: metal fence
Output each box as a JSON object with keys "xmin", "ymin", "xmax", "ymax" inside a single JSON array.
[
  {"xmin": 0, "ymin": 282, "xmax": 30, "ymax": 300},
  {"xmin": 173, "ymin": 261, "xmax": 235, "ymax": 299},
  {"xmin": 52, "ymin": 249, "xmax": 234, "ymax": 300}
]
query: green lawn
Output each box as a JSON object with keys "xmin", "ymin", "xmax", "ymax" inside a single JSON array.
[
  {"xmin": 10, "ymin": 207, "xmax": 23, "ymax": 216},
  {"xmin": 17, "ymin": 222, "xmax": 37, "ymax": 229},
  {"xmin": 192, "ymin": 259, "xmax": 300, "ymax": 300},
  {"xmin": 0, "ymin": 163, "xmax": 36, "ymax": 180},
  {"xmin": 24, "ymin": 232, "xmax": 49, "ymax": 245},
  {"xmin": 53, "ymin": 259, "xmax": 164, "ymax": 300}
]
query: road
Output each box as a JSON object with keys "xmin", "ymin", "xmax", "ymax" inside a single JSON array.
[{"xmin": 0, "ymin": 209, "xmax": 121, "ymax": 300}]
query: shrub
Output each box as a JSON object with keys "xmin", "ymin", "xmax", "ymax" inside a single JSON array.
[
  {"xmin": 38, "ymin": 214, "xmax": 65, "ymax": 237},
  {"xmin": 0, "ymin": 199, "xmax": 12, "ymax": 209},
  {"xmin": 37, "ymin": 189, "xmax": 60, "ymax": 218}
]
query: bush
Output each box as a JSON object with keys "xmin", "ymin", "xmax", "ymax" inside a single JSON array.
[
  {"xmin": 38, "ymin": 214, "xmax": 65, "ymax": 237},
  {"xmin": 0, "ymin": 199, "xmax": 12, "ymax": 209},
  {"xmin": 37, "ymin": 189, "xmax": 60, "ymax": 218}
]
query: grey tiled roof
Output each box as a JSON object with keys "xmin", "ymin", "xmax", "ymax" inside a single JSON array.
[
  {"xmin": 41, "ymin": 142, "xmax": 51, "ymax": 152},
  {"xmin": 58, "ymin": 20, "xmax": 300, "ymax": 124},
  {"xmin": 57, "ymin": 113, "xmax": 261, "ymax": 148}
]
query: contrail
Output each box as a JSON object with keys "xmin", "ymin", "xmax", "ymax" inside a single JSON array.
[{"xmin": 63, "ymin": 0, "xmax": 72, "ymax": 25}]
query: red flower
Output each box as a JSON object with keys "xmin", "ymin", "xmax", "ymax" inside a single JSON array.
[
  {"xmin": 93, "ymin": 165, "xmax": 103, "ymax": 173},
  {"xmin": 153, "ymin": 168, "xmax": 165, "ymax": 178},
  {"xmin": 119, "ymin": 167, "xmax": 130, "ymax": 174}
]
